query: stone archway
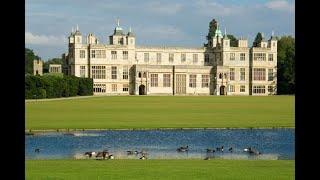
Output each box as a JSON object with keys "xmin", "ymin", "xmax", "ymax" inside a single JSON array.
[
  {"xmin": 139, "ymin": 85, "xmax": 146, "ymax": 95},
  {"xmin": 220, "ymin": 85, "xmax": 226, "ymax": 95}
]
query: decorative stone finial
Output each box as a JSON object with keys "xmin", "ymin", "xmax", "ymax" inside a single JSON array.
[
  {"xmin": 117, "ymin": 18, "xmax": 120, "ymax": 27},
  {"xmin": 76, "ymin": 24, "xmax": 79, "ymax": 31},
  {"xmin": 272, "ymin": 30, "xmax": 274, "ymax": 36},
  {"xmin": 224, "ymin": 27, "xmax": 227, "ymax": 36},
  {"xmin": 129, "ymin": 26, "xmax": 132, "ymax": 32}
]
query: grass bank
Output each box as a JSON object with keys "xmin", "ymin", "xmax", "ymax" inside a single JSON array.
[
  {"xmin": 25, "ymin": 159, "xmax": 294, "ymax": 179},
  {"xmin": 26, "ymin": 96, "xmax": 295, "ymax": 130}
]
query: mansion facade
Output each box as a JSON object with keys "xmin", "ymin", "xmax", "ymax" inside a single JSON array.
[{"xmin": 63, "ymin": 19, "xmax": 277, "ymax": 96}]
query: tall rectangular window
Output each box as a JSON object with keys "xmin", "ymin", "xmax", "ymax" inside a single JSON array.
[
  {"xmin": 230, "ymin": 53, "xmax": 235, "ymax": 61},
  {"xmin": 189, "ymin": 75, "xmax": 196, "ymax": 88},
  {"xmin": 253, "ymin": 85, "xmax": 266, "ymax": 94},
  {"xmin": 80, "ymin": 66, "xmax": 86, "ymax": 77},
  {"xmin": 268, "ymin": 86, "xmax": 274, "ymax": 93},
  {"xmin": 150, "ymin": 74, "xmax": 158, "ymax": 87},
  {"xmin": 123, "ymin": 51, "xmax": 128, "ymax": 60},
  {"xmin": 240, "ymin": 53, "xmax": 245, "ymax": 61},
  {"xmin": 91, "ymin": 50, "xmax": 96, "ymax": 58},
  {"xmin": 111, "ymin": 66, "xmax": 117, "ymax": 79},
  {"xmin": 254, "ymin": 53, "xmax": 266, "ymax": 61},
  {"xmin": 205, "ymin": 54, "xmax": 209, "ymax": 64},
  {"xmin": 240, "ymin": 68, "xmax": 245, "ymax": 81},
  {"xmin": 229, "ymin": 85, "xmax": 235, "ymax": 92},
  {"xmin": 80, "ymin": 50, "xmax": 85, "ymax": 58},
  {"xmin": 156, "ymin": 53, "xmax": 161, "ymax": 64},
  {"xmin": 268, "ymin": 69, "xmax": 273, "ymax": 81},
  {"xmin": 112, "ymin": 84, "xmax": 117, "ymax": 92},
  {"xmin": 253, "ymin": 68, "xmax": 266, "ymax": 81},
  {"xmin": 123, "ymin": 84, "xmax": 129, "ymax": 92},
  {"xmin": 202, "ymin": 75, "xmax": 209, "ymax": 88},
  {"xmin": 163, "ymin": 74, "xmax": 171, "ymax": 87},
  {"xmin": 181, "ymin": 53, "xmax": 186, "ymax": 62},
  {"xmin": 144, "ymin": 53, "xmax": 149, "ymax": 62},
  {"xmin": 123, "ymin": 66, "xmax": 128, "ymax": 79},
  {"xmin": 91, "ymin": 66, "xmax": 106, "ymax": 79},
  {"xmin": 169, "ymin": 53, "xmax": 174, "ymax": 62},
  {"xmin": 193, "ymin": 54, "xmax": 198, "ymax": 64},
  {"xmin": 240, "ymin": 85, "xmax": 246, "ymax": 92},
  {"xmin": 229, "ymin": 68, "xmax": 235, "ymax": 81},
  {"xmin": 268, "ymin": 54, "xmax": 273, "ymax": 61},
  {"xmin": 111, "ymin": 51, "xmax": 117, "ymax": 59}
]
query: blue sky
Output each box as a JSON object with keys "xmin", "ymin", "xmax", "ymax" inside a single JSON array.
[{"xmin": 26, "ymin": 0, "xmax": 295, "ymax": 60}]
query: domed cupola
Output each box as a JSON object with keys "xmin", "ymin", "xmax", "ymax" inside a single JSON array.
[{"xmin": 114, "ymin": 19, "xmax": 124, "ymax": 35}]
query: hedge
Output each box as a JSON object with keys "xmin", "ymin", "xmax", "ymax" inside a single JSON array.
[{"xmin": 25, "ymin": 74, "xmax": 93, "ymax": 99}]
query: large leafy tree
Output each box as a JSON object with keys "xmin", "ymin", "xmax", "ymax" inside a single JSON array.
[
  {"xmin": 253, "ymin": 32, "xmax": 263, "ymax": 47},
  {"xmin": 207, "ymin": 19, "xmax": 218, "ymax": 40},
  {"xmin": 25, "ymin": 48, "xmax": 40, "ymax": 74},
  {"xmin": 277, "ymin": 36, "xmax": 295, "ymax": 94}
]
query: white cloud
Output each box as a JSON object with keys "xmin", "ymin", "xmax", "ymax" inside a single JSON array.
[
  {"xmin": 265, "ymin": 0, "xmax": 295, "ymax": 12},
  {"xmin": 25, "ymin": 32, "xmax": 67, "ymax": 46},
  {"xmin": 146, "ymin": 2, "xmax": 183, "ymax": 15},
  {"xmin": 195, "ymin": 0, "xmax": 244, "ymax": 16}
]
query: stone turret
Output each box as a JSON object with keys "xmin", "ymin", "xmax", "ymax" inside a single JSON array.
[
  {"xmin": 109, "ymin": 18, "xmax": 127, "ymax": 45},
  {"xmin": 33, "ymin": 59, "xmax": 43, "ymax": 75}
]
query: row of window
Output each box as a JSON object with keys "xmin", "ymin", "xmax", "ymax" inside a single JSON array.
[
  {"xmin": 253, "ymin": 53, "xmax": 274, "ymax": 61},
  {"xmin": 93, "ymin": 83, "xmax": 274, "ymax": 94},
  {"xmin": 144, "ymin": 53, "xmax": 201, "ymax": 64},
  {"xmin": 87, "ymin": 66, "xmax": 274, "ymax": 83},
  {"xmin": 253, "ymin": 68, "xmax": 274, "ymax": 81},
  {"xmin": 229, "ymin": 53, "xmax": 246, "ymax": 61},
  {"xmin": 149, "ymin": 74, "xmax": 171, "ymax": 87},
  {"xmin": 79, "ymin": 50, "xmax": 274, "ymax": 63},
  {"xmin": 253, "ymin": 85, "xmax": 275, "ymax": 94},
  {"xmin": 89, "ymin": 66, "xmax": 129, "ymax": 80},
  {"xmin": 80, "ymin": 50, "xmax": 129, "ymax": 60},
  {"xmin": 150, "ymin": 74, "xmax": 209, "ymax": 88},
  {"xmin": 227, "ymin": 85, "xmax": 274, "ymax": 93},
  {"xmin": 228, "ymin": 85, "xmax": 246, "ymax": 92},
  {"xmin": 93, "ymin": 84, "xmax": 129, "ymax": 93}
]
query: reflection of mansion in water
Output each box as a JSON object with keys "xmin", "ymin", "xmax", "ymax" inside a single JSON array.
[{"xmin": 63, "ymin": 19, "xmax": 277, "ymax": 96}]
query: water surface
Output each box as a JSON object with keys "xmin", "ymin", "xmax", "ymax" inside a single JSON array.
[{"xmin": 25, "ymin": 129, "xmax": 294, "ymax": 160}]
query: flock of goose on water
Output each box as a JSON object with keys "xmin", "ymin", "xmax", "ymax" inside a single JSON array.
[{"xmin": 34, "ymin": 146, "xmax": 262, "ymax": 160}]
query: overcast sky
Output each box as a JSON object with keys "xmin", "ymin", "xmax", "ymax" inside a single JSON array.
[{"xmin": 26, "ymin": 0, "xmax": 295, "ymax": 60}]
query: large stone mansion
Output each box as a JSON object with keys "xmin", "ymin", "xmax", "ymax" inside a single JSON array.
[{"xmin": 62, "ymin": 19, "xmax": 277, "ymax": 96}]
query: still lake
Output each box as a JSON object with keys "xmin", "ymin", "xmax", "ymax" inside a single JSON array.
[{"xmin": 25, "ymin": 128, "xmax": 294, "ymax": 160}]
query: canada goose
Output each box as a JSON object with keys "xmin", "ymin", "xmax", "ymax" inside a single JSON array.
[
  {"xmin": 206, "ymin": 148, "xmax": 215, "ymax": 153},
  {"xmin": 177, "ymin": 146, "xmax": 189, "ymax": 152},
  {"xmin": 228, "ymin": 147, "xmax": 233, "ymax": 152},
  {"xmin": 216, "ymin": 146, "xmax": 224, "ymax": 152},
  {"xmin": 108, "ymin": 154, "xmax": 114, "ymax": 159}
]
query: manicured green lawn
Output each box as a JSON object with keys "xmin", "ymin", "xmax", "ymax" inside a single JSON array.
[
  {"xmin": 25, "ymin": 96, "xmax": 294, "ymax": 130},
  {"xmin": 25, "ymin": 159, "xmax": 294, "ymax": 180}
]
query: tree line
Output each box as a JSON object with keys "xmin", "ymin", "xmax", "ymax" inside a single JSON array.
[{"xmin": 25, "ymin": 74, "xmax": 93, "ymax": 99}]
